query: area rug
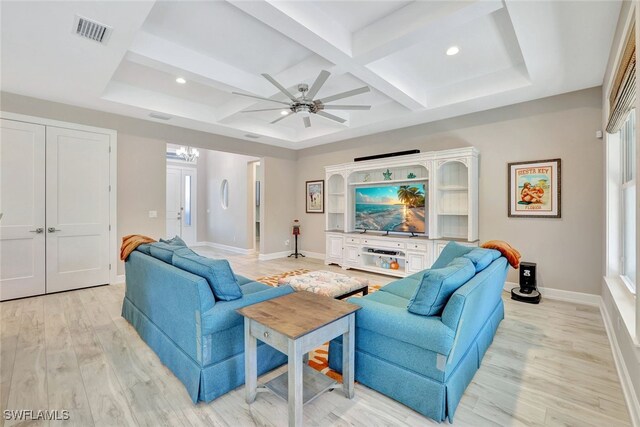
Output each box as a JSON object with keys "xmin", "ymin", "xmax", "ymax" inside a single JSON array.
[{"xmin": 256, "ymin": 269, "xmax": 381, "ymax": 383}]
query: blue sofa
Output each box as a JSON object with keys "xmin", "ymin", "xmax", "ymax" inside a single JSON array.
[
  {"xmin": 122, "ymin": 250, "xmax": 293, "ymax": 403},
  {"xmin": 328, "ymin": 244, "xmax": 509, "ymax": 422}
]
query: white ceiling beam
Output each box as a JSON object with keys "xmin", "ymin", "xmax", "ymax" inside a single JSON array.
[
  {"xmin": 227, "ymin": 0, "xmax": 427, "ymax": 110},
  {"xmin": 352, "ymin": 1, "xmax": 504, "ymax": 65}
]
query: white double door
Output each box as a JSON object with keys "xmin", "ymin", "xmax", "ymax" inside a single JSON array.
[
  {"xmin": 166, "ymin": 165, "xmax": 196, "ymax": 246},
  {"xmin": 0, "ymin": 119, "xmax": 111, "ymax": 301}
]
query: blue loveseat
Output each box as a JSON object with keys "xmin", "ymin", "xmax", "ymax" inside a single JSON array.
[
  {"xmin": 122, "ymin": 249, "xmax": 293, "ymax": 403},
  {"xmin": 328, "ymin": 243, "xmax": 509, "ymax": 422}
]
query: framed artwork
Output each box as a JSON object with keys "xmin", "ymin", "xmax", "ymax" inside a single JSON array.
[
  {"xmin": 508, "ymin": 159, "xmax": 561, "ymax": 218},
  {"xmin": 305, "ymin": 180, "xmax": 324, "ymax": 213}
]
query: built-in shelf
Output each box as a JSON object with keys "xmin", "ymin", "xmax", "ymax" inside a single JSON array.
[
  {"xmin": 362, "ymin": 251, "xmax": 406, "ymax": 260},
  {"xmin": 439, "ymin": 186, "xmax": 468, "ymax": 191},
  {"xmin": 438, "ymin": 212, "xmax": 468, "ymax": 216},
  {"xmin": 348, "ymin": 177, "xmax": 428, "ymax": 186},
  {"xmin": 328, "ymin": 210, "xmax": 344, "ymax": 214},
  {"xmin": 328, "ymin": 192, "xmax": 345, "ymax": 196}
]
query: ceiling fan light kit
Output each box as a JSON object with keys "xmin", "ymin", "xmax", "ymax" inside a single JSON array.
[{"xmin": 233, "ymin": 70, "xmax": 371, "ymax": 128}]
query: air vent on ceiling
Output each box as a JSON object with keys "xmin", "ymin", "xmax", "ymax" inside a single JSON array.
[
  {"xmin": 149, "ymin": 112, "xmax": 171, "ymax": 121},
  {"xmin": 244, "ymin": 134, "xmax": 260, "ymax": 139},
  {"xmin": 73, "ymin": 15, "xmax": 112, "ymax": 44}
]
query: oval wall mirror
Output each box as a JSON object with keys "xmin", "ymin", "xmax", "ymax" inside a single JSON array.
[{"xmin": 221, "ymin": 179, "xmax": 229, "ymax": 209}]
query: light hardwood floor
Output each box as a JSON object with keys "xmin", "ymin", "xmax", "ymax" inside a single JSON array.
[{"xmin": 0, "ymin": 247, "xmax": 631, "ymax": 427}]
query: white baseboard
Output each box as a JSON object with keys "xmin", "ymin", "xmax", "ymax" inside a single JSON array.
[
  {"xmin": 503, "ymin": 281, "xmax": 601, "ymax": 307},
  {"xmin": 302, "ymin": 251, "xmax": 325, "ymax": 260},
  {"xmin": 600, "ymin": 300, "xmax": 640, "ymax": 426},
  {"xmin": 194, "ymin": 241, "xmax": 255, "ymax": 255},
  {"xmin": 258, "ymin": 250, "xmax": 291, "ymax": 261},
  {"xmin": 113, "ymin": 274, "xmax": 125, "ymax": 284}
]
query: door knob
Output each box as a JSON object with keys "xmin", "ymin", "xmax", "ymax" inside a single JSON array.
[
  {"xmin": 47, "ymin": 227, "xmax": 62, "ymax": 233},
  {"xmin": 29, "ymin": 227, "xmax": 44, "ymax": 234}
]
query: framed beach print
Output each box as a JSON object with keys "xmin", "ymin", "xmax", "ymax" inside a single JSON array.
[
  {"xmin": 508, "ymin": 159, "xmax": 561, "ymax": 218},
  {"xmin": 306, "ymin": 180, "xmax": 324, "ymax": 213}
]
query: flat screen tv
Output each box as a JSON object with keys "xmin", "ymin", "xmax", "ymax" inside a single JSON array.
[{"xmin": 355, "ymin": 184, "xmax": 426, "ymax": 233}]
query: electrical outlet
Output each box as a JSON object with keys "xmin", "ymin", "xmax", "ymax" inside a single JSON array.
[{"xmin": 285, "ymin": 239, "xmax": 290, "ymax": 246}]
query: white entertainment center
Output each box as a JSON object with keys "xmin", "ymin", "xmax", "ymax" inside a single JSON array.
[{"xmin": 325, "ymin": 148, "xmax": 479, "ymax": 277}]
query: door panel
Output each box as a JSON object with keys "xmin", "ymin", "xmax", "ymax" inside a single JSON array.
[
  {"xmin": 45, "ymin": 127, "xmax": 110, "ymax": 293},
  {"xmin": 166, "ymin": 165, "xmax": 197, "ymax": 246},
  {"xmin": 0, "ymin": 119, "xmax": 46, "ymax": 300},
  {"xmin": 166, "ymin": 167, "xmax": 182, "ymax": 240}
]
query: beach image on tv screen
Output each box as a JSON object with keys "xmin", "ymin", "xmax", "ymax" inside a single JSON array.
[{"xmin": 355, "ymin": 184, "xmax": 426, "ymax": 232}]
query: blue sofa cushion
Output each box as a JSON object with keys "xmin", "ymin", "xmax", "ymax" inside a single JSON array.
[
  {"xmin": 408, "ymin": 257, "xmax": 475, "ymax": 316},
  {"xmin": 149, "ymin": 242, "xmax": 192, "ymax": 263},
  {"xmin": 136, "ymin": 243, "xmax": 152, "ymax": 255},
  {"xmin": 379, "ymin": 272, "xmax": 423, "ymax": 300},
  {"xmin": 432, "ymin": 241, "xmax": 474, "ymax": 269},
  {"xmin": 462, "ymin": 248, "xmax": 501, "ymax": 273},
  {"xmin": 160, "ymin": 235, "xmax": 187, "ymax": 246},
  {"xmin": 172, "ymin": 251, "xmax": 242, "ymax": 301}
]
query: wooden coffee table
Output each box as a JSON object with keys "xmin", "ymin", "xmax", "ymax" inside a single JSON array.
[{"xmin": 237, "ymin": 291, "xmax": 361, "ymax": 427}]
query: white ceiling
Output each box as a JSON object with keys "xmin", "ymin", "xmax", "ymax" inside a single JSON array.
[{"xmin": 0, "ymin": 0, "xmax": 621, "ymax": 150}]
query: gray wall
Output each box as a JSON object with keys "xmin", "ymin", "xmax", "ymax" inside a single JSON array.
[
  {"xmin": 117, "ymin": 135, "xmax": 166, "ymax": 275},
  {"xmin": 295, "ymin": 87, "xmax": 604, "ymax": 295},
  {"xmin": 262, "ymin": 156, "xmax": 298, "ymax": 255},
  {"xmin": 198, "ymin": 149, "xmax": 259, "ymax": 250}
]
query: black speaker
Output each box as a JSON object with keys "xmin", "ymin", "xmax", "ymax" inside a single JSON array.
[{"xmin": 511, "ymin": 261, "xmax": 541, "ymax": 304}]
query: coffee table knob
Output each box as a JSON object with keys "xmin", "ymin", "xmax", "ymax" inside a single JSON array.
[{"xmin": 264, "ymin": 332, "xmax": 270, "ymax": 338}]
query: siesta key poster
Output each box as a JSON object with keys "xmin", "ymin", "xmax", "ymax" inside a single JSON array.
[{"xmin": 508, "ymin": 159, "xmax": 561, "ymax": 218}]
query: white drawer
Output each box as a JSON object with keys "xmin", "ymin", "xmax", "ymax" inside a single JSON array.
[
  {"xmin": 345, "ymin": 236, "xmax": 360, "ymax": 244},
  {"xmin": 408, "ymin": 243, "xmax": 427, "ymax": 251},
  {"xmin": 362, "ymin": 239, "xmax": 406, "ymax": 250}
]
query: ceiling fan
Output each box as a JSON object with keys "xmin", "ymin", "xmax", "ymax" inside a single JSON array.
[{"xmin": 232, "ymin": 70, "xmax": 371, "ymax": 128}]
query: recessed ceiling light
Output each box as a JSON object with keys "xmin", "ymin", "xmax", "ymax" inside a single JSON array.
[
  {"xmin": 446, "ymin": 46, "xmax": 460, "ymax": 56},
  {"xmin": 281, "ymin": 110, "xmax": 289, "ymax": 115},
  {"xmin": 176, "ymin": 77, "xmax": 186, "ymax": 84}
]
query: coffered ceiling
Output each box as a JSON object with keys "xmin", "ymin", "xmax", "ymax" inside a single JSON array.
[{"xmin": 0, "ymin": 1, "xmax": 621, "ymax": 149}]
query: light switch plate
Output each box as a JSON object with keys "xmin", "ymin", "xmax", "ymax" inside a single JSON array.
[{"xmin": 149, "ymin": 210, "xmax": 158, "ymax": 218}]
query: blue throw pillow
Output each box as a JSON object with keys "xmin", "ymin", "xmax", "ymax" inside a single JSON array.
[
  {"xmin": 408, "ymin": 257, "xmax": 475, "ymax": 316},
  {"xmin": 149, "ymin": 242, "xmax": 187, "ymax": 264},
  {"xmin": 431, "ymin": 241, "xmax": 475, "ymax": 269},
  {"xmin": 172, "ymin": 251, "xmax": 242, "ymax": 301},
  {"xmin": 463, "ymin": 248, "xmax": 501, "ymax": 273},
  {"xmin": 160, "ymin": 235, "xmax": 187, "ymax": 247}
]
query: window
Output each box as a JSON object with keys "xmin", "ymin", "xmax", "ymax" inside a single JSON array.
[{"xmin": 621, "ymin": 109, "xmax": 636, "ymax": 293}]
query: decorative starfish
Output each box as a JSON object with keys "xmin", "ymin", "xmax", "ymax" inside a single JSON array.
[{"xmin": 383, "ymin": 169, "xmax": 392, "ymax": 180}]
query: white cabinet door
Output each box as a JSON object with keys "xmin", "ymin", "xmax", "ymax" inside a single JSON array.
[
  {"xmin": 406, "ymin": 251, "xmax": 427, "ymax": 274},
  {"xmin": 0, "ymin": 119, "xmax": 46, "ymax": 301},
  {"xmin": 45, "ymin": 127, "xmax": 111, "ymax": 293},
  {"xmin": 344, "ymin": 245, "xmax": 360, "ymax": 266},
  {"xmin": 326, "ymin": 235, "xmax": 343, "ymax": 260}
]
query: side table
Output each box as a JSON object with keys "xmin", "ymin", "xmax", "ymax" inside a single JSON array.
[{"xmin": 237, "ymin": 291, "xmax": 360, "ymax": 427}]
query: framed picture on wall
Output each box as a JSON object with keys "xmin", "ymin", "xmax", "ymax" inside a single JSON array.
[
  {"xmin": 508, "ymin": 159, "xmax": 561, "ymax": 218},
  {"xmin": 306, "ymin": 180, "xmax": 325, "ymax": 213}
]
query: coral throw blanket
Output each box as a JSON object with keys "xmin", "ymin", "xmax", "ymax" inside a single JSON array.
[
  {"xmin": 120, "ymin": 234, "xmax": 156, "ymax": 261},
  {"xmin": 481, "ymin": 240, "xmax": 521, "ymax": 269}
]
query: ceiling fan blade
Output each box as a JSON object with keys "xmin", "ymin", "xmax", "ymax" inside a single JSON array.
[
  {"xmin": 322, "ymin": 105, "xmax": 371, "ymax": 110},
  {"xmin": 306, "ymin": 70, "xmax": 331, "ymax": 100},
  {"xmin": 231, "ymin": 92, "xmax": 291, "ymax": 106},
  {"xmin": 241, "ymin": 108, "xmax": 288, "ymax": 113},
  {"xmin": 303, "ymin": 116, "xmax": 311, "ymax": 128},
  {"xmin": 317, "ymin": 86, "xmax": 370, "ymax": 104},
  {"xmin": 261, "ymin": 73, "xmax": 297, "ymax": 102},
  {"xmin": 270, "ymin": 113, "xmax": 293, "ymax": 124},
  {"xmin": 316, "ymin": 111, "xmax": 346, "ymax": 124}
]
